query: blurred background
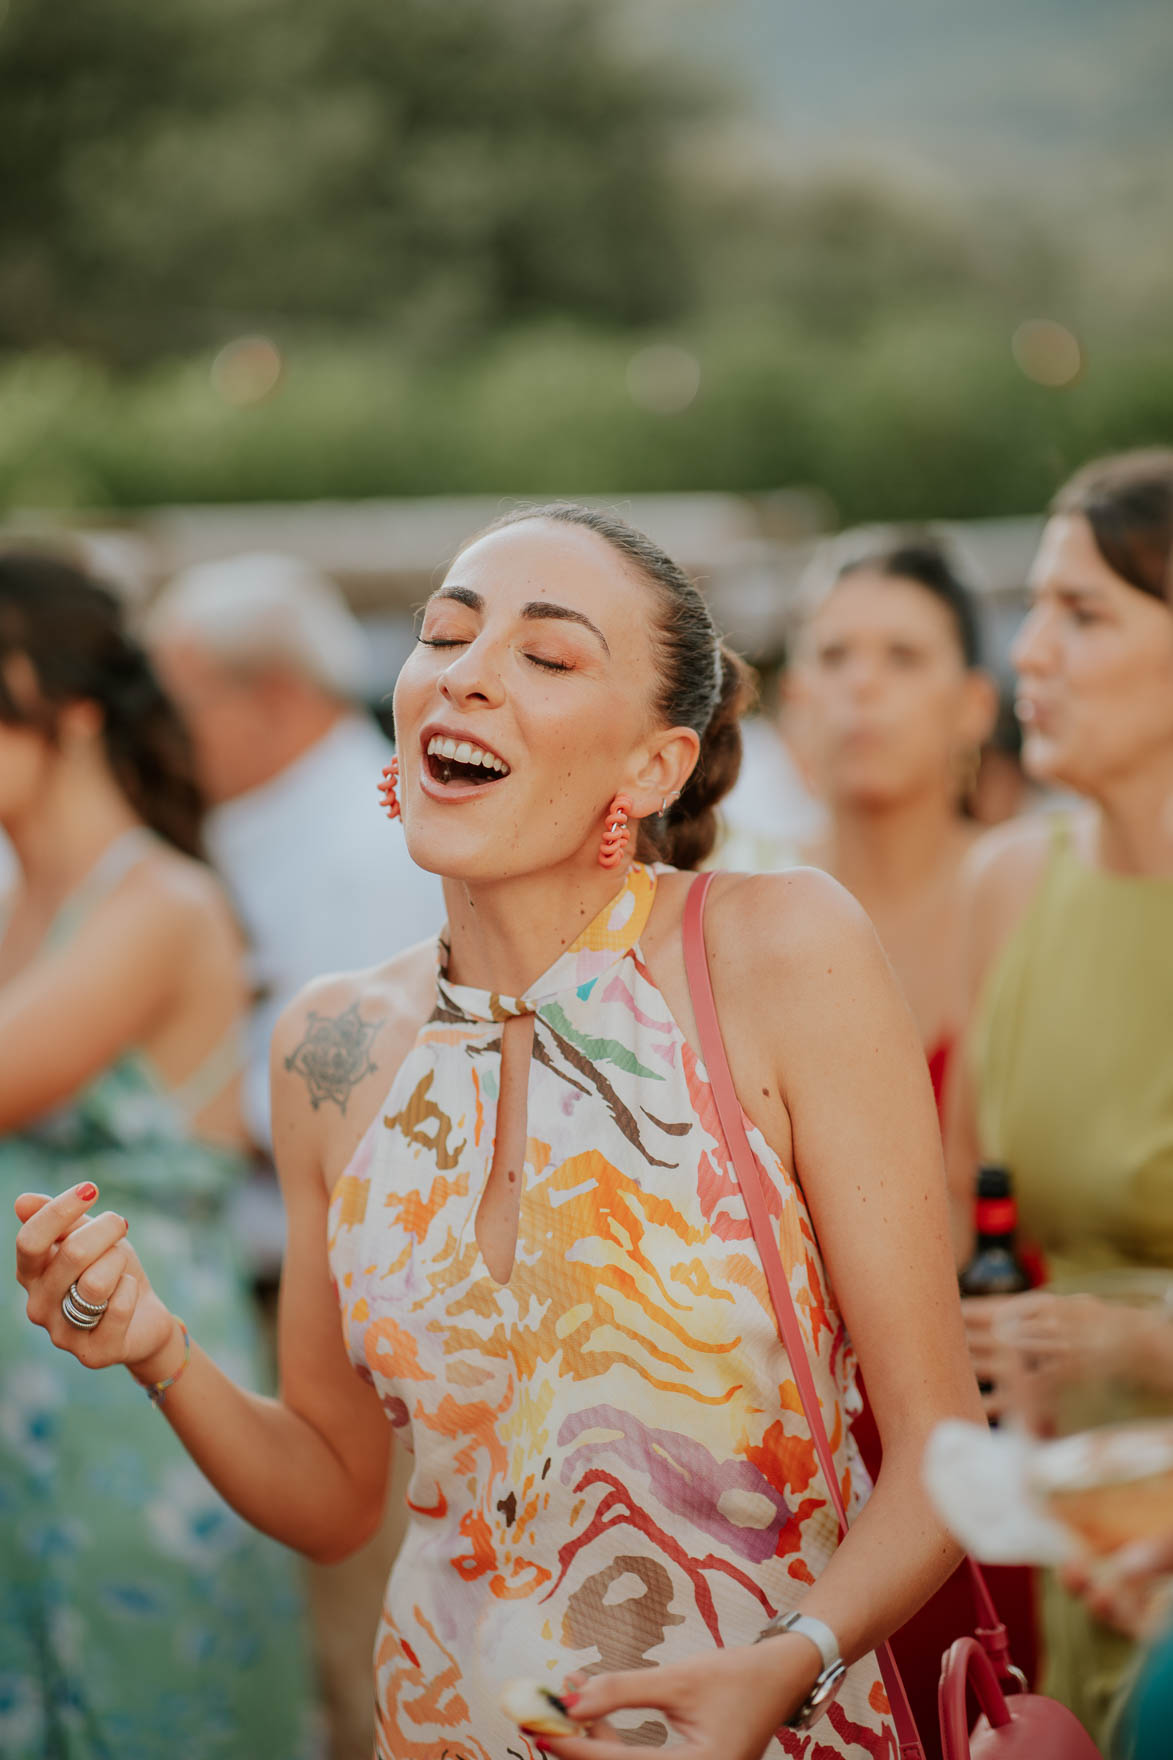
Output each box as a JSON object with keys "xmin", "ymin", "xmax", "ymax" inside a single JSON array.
[{"xmin": 2, "ymin": 0, "xmax": 1170, "ymax": 659}]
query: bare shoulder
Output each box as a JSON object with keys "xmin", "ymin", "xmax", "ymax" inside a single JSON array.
[
  {"xmin": 123, "ymin": 843, "xmax": 228, "ymax": 922},
  {"xmin": 273, "ymin": 939, "xmax": 436, "ymax": 1068},
  {"xmin": 961, "ymin": 808, "xmax": 1068, "ymax": 977},
  {"xmin": 704, "ymin": 865, "xmax": 884, "ymax": 990},
  {"xmin": 964, "ymin": 809, "xmax": 1060, "ymax": 899},
  {"xmin": 271, "ymin": 938, "xmax": 437, "ymax": 1187}
]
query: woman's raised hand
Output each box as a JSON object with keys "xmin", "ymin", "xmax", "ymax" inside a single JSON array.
[{"xmin": 14, "ymin": 1183, "xmax": 174, "ymax": 1372}]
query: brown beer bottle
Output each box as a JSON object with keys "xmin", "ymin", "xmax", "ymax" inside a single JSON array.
[{"xmin": 959, "ymin": 1164, "xmax": 1032, "ymax": 1298}]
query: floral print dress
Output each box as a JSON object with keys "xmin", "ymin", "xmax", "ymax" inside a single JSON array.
[{"xmin": 328, "ymin": 864, "xmax": 895, "ymax": 1758}]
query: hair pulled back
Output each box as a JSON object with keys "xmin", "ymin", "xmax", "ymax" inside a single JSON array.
[
  {"xmin": 0, "ymin": 552, "xmax": 204, "ymax": 858},
  {"xmin": 474, "ymin": 503, "xmax": 753, "ymax": 870},
  {"xmin": 804, "ymin": 528, "xmax": 984, "ymax": 668},
  {"xmin": 1051, "ymin": 449, "xmax": 1173, "ymax": 604}
]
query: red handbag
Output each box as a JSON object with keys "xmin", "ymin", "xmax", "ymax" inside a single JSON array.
[{"xmin": 682, "ymin": 872, "xmax": 1105, "ymax": 1760}]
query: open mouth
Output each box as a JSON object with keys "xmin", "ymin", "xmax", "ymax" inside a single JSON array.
[{"xmin": 424, "ymin": 733, "xmax": 512, "ymax": 789}]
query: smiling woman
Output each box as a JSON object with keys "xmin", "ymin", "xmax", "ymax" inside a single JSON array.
[
  {"xmin": 948, "ymin": 449, "xmax": 1173, "ymax": 1747},
  {"xmin": 16, "ymin": 504, "xmax": 981, "ymax": 1760}
]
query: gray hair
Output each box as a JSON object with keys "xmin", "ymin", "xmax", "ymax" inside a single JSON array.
[{"xmin": 146, "ymin": 553, "xmax": 371, "ymax": 700}]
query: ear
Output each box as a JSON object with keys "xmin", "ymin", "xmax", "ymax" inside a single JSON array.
[
  {"xmin": 626, "ymin": 725, "xmax": 701, "ymax": 820},
  {"xmin": 958, "ymin": 669, "xmax": 999, "ymax": 750}
]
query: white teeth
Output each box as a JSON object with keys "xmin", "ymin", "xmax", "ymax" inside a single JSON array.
[{"xmin": 425, "ymin": 735, "xmax": 510, "ymax": 776}]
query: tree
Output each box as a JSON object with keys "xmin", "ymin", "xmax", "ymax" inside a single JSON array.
[{"xmin": 0, "ymin": 0, "xmax": 712, "ymax": 362}]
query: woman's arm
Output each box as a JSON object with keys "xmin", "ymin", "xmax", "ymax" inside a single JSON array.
[
  {"xmin": 724, "ymin": 871, "xmax": 980, "ymax": 1657},
  {"xmin": 14, "ymin": 977, "xmax": 394, "ymax": 1564},
  {"xmin": 547, "ymin": 872, "xmax": 982, "ymax": 1760}
]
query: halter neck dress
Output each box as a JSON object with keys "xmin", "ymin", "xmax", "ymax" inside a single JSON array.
[{"xmin": 328, "ymin": 864, "xmax": 892, "ymax": 1759}]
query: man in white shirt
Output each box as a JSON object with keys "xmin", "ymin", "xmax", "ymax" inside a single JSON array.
[
  {"xmin": 148, "ymin": 551, "xmax": 442, "ymax": 1152},
  {"xmin": 148, "ymin": 552, "xmax": 441, "ymax": 1760}
]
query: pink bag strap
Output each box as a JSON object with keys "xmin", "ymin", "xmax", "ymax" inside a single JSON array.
[{"xmin": 683, "ymin": 871, "xmax": 925, "ymax": 1760}]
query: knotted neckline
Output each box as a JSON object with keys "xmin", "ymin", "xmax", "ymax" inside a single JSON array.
[{"xmin": 435, "ymin": 863, "xmax": 658, "ymax": 1024}]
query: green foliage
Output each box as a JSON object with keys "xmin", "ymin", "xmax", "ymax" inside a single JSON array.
[
  {"xmin": 0, "ymin": 0, "xmax": 1168, "ymax": 519},
  {"xmin": 0, "ymin": 0, "xmax": 705, "ymax": 361},
  {"xmin": 4, "ymin": 315, "xmax": 1171, "ymax": 522}
]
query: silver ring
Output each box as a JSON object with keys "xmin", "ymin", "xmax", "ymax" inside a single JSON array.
[
  {"xmin": 67, "ymin": 1281, "xmax": 108, "ymax": 1316},
  {"xmin": 62, "ymin": 1283, "xmax": 108, "ymax": 1330}
]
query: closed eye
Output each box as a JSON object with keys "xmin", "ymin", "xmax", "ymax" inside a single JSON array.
[
  {"xmin": 418, "ymin": 636, "xmax": 467, "ymax": 649},
  {"xmin": 525, "ymin": 654, "xmax": 572, "ymax": 673}
]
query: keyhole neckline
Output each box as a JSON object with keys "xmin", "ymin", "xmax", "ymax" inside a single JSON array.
[{"xmin": 435, "ymin": 863, "xmax": 659, "ymax": 1026}]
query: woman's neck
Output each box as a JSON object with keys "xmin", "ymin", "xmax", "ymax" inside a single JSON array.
[
  {"xmin": 815, "ymin": 788, "xmax": 969, "ymax": 905},
  {"xmin": 441, "ymin": 860, "xmax": 638, "ymax": 996},
  {"xmin": 1091, "ymin": 750, "xmax": 1173, "ymax": 877},
  {"xmin": 4, "ymin": 763, "xmax": 142, "ymax": 907}
]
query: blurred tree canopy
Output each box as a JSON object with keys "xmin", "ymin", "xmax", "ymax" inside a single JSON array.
[
  {"xmin": 0, "ymin": 0, "xmax": 1170, "ymax": 518},
  {"xmin": 0, "ymin": 0, "xmax": 706, "ymax": 361}
]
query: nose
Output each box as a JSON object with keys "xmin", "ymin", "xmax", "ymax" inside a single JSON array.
[
  {"xmin": 438, "ymin": 634, "xmax": 506, "ymax": 711},
  {"xmin": 1011, "ymin": 601, "xmax": 1055, "ymax": 679}
]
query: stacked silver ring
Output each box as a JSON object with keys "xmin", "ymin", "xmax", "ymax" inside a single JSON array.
[{"xmin": 61, "ymin": 1282, "xmax": 108, "ymax": 1330}]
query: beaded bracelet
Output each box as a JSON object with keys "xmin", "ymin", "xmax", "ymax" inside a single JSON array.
[{"xmin": 143, "ymin": 1320, "xmax": 191, "ymax": 1408}]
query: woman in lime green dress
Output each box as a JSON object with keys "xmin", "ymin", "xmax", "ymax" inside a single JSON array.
[
  {"xmin": 948, "ymin": 449, "xmax": 1173, "ymax": 1747},
  {"xmin": 0, "ymin": 555, "xmax": 314, "ymax": 1758}
]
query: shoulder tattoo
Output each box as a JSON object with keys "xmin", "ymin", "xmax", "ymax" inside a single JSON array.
[{"xmin": 284, "ymin": 1003, "xmax": 379, "ymax": 1112}]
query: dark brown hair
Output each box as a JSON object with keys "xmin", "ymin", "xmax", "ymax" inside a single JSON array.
[
  {"xmin": 0, "ymin": 552, "xmax": 205, "ymax": 858},
  {"xmin": 1051, "ymin": 449, "xmax": 1173, "ymax": 603},
  {"xmin": 835, "ymin": 537, "xmax": 984, "ymax": 667},
  {"xmin": 471, "ymin": 503, "xmax": 754, "ymax": 869}
]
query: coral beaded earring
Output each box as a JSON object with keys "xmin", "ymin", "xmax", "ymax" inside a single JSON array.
[
  {"xmin": 378, "ymin": 755, "xmax": 401, "ymax": 821},
  {"xmin": 598, "ymin": 794, "xmax": 631, "ymax": 869}
]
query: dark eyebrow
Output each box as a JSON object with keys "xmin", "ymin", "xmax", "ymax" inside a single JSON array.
[
  {"xmin": 429, "ymin": 586, "xmax": 610, "ymax": 655},
  {"xmin": 520, "ymin": 599, "xmax": 610, "ymax": 655}
]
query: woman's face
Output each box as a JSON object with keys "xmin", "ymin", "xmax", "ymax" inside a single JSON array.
[
  {"xmin": 796, "ymin": 571, "xmax": 991, "ymax": 811},
  {"xmin": 1013, "ymin": 514, "xmax": 1173, "ymax": 794},
  {"xmin": 392, "ymin": 519, "xmax": 697, "ymax": 882}
]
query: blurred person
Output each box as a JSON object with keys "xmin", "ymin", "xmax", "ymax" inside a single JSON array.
[
  {"xmin": 969, "ymin": 683, "xmax": 1039, "ymax": 829},
  {"xmin": 949, "ymin": 449, "xmax": 1173, "ymax": 1745},
  {"xmin": 147, "ymin": 552, "xmax": 443, "ymax": 1154},
  {"xmin": 715, "ymin": 644, "xmax": 826, "ymax": 869},
  {"xmin": 17, "ymin": 504, "xmax": 983, "ymax": 1760},
  {"xmin": 148, "ymin": 552, "xmax": 442, "ymax": 1760},
  {"xmin": 0, "ymin": 554, "xmax": 314, "ymax": 1760},
  {"xmin": 793, "ymin": 534, "xmax": 998, "ymax": 1117},
  {"xmin": 792, "ymin": 536, "xmax": 1029, "ymax": 1759}
]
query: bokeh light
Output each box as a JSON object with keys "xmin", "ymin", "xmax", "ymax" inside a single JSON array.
[
  {"xmin": 211, "ymin": 336, "xmax": 284, "ymax": 406},
  {"xmin": 1011, "ymin": 319, "xmax": 1083, "ymax": 388},
  {"xmin": 626, "ymin": 344, "xmax": 702, "ymax": 414}
]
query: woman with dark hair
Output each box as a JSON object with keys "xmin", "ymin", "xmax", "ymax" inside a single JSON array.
[
  {"xmin": 15, "ymin": 508, "xmax": 980, "ymax": 1760},
  {"xmin": 793, "ymin": 533, "xmax": 998, "ymax": 1117},
  {"xmin": 790, "ymin": 542, "xmax": 1034, "ymax": 1755},
  {"xmin": 950, "ymin": 449, "xmax": 1173, "ymax": 1745},
  {"xmin": 0, "ymin": 554, "xmax": 313, "ymax": 1759}
]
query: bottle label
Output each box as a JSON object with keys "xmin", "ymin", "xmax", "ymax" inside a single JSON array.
[{"xmin": 975, "ymin": 1198, "xmax": 1017, "ymax": 1235}]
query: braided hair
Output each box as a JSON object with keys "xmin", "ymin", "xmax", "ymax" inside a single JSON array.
[{"xmin": 0, "ymin": 552, "xmax": 204, "ymax": 858}]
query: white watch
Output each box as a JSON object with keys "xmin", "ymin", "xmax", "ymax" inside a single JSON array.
[{"xmin": 756, "ymin": 1610, "xmax": 847, "ymax": 1729}]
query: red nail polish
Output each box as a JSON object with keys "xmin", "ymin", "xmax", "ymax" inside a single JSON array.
[
  {"xmin": 76, "ymin": 1182, "xmax": 98, "ymax": 1203},
  {"xmin": 561, "ymin": 1692, "xmax": 580, "ymax": 1709}
]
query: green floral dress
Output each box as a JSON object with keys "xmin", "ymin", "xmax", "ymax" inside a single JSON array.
[{"xmin": 0, "ymin": 836, "xmax": 316, "ymax": 1759}]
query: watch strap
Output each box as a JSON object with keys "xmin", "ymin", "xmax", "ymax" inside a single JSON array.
[{"xmin": 760, "ymin": 1610, "xmax": 841, "ymax": 1672}]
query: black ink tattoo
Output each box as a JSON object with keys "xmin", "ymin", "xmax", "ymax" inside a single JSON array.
[{"xmin": 284, "ymin": 1003, "xmax": 378, "ymax": 1112}]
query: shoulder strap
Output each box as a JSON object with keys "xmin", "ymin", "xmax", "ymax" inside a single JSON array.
[{"xmin": 682, "ymin": 871, "xmax": 925, "ymax": 1760}]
